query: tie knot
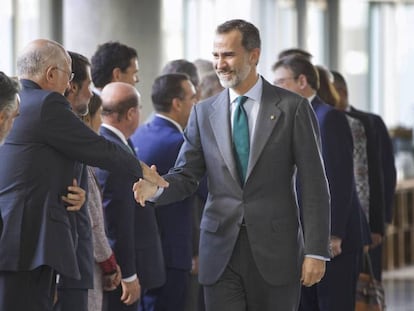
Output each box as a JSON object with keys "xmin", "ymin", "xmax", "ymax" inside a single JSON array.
[{"xmin": 235, "ymin": 96, "xmax": 248, "ymax": 107}]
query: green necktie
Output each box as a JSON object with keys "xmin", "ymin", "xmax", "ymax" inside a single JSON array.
[{"xmin": 232, "ymin": 95, "xmax": 249, "ymax": 184}]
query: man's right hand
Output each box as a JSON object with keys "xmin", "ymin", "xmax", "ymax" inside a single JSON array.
[
  {"xmin": 120, "ymin": 278, "xmax": 141, "ymax": 306},
  {"xmin": 133, "ymin": 178, "xmax": 158, "ymax": 206},
  {"xmin": 140, "ymin": 162, "xmax": 169, "ymax": 188}
]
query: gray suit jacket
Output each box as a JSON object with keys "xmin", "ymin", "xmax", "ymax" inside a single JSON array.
[{"xmin": 157, "ymin": 78, "xmax": 330, "ymax": 286}]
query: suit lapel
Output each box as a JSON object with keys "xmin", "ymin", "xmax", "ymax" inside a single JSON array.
[
  {"xmin": 246, "ymin": 81, "xmax": 282, "ymax": 181},
  {"xmin": 100, "ymin": 126, "xmax": 134, "ymax": 155},
  {"xmin": 209, "ymin": 91, "xmax": 241, "ymax": 184}
]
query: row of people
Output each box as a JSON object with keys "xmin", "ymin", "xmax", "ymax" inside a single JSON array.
[{"xmin": 0, "ymin": 18, "xmax": 395, "ymax": 311}]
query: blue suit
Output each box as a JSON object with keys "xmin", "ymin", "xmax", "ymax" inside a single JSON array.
[
  {"xmin": 96, "ymin": 126, "xmax": 165, "ymax": 311},
  {"xmin": 131, "ymin": 116, "xmax": 194, "ymax": 311},
  {"xmin": 0, "ymin": 79, "xmax": 143, "ymax": 310},
  {"xmin": 300, "ymin": 96, "xmax": 363, "ymax": 311}
]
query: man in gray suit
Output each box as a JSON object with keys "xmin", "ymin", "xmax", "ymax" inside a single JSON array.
[{"xmin": 134, "ymin": 19, "xmax": 331, "ymax": 311}]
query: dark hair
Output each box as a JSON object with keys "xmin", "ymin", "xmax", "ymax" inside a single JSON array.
[
  {"xmin": 91, "ymin": 41, "xmax": 138, "ymax": 88},
  {"xmin": 65, "ymin": 51, "xmax": 90, "ymax": 96},
  {"xmin": 315, "ymin": 65, "xmax": 340, "ymax": 107},
  {"xmin": 272, "ymin": 55, "xmax": 319, "ymax": 91},
  {"xmin": 331, "ymin": 70, "xmax": 348, "ymax": 91},
  {"xmin": 161, "ymin": 59, "xmax": 199, "ymax": 88},
  {"xmin": 216, "ymin": 19, "xmax": 261, "ymax": 51},
  {"xmin": 0, "ymin": 72, "xmax": 20, "ymax": 114},
  {"xmin": 88, "ymin": 92, "xmax": 102, "ymax": 118},
  {"xmin": 151, "ymin": 73, "xmax": 189, "ymax": 113},
  {"xmin": 278, "ymin": 48, "xmax": 313, "ymax": 61}
]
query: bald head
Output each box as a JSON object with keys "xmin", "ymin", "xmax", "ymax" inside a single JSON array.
[
  {"xmin": 17, "ymin": 39, "xmax": 72, "ymax": 94},
  {"xmin": 100, "ymin": 82, "xmax": 140, "ymax": 136},
  {"xmin": 101, "ymin": 82, "xmax": 139, "ymax": 112},
  {"xmin": 17, "ymin": 39, "xmax": 69, "ymax": 78}
]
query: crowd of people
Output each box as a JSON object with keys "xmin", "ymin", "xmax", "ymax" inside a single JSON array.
[{"xmin": 0, "ymin": 18, "xmax": 396, "ymax": 311}]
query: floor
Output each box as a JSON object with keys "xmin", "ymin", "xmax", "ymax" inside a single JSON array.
[{"xmin": 382, "ymin": 266, "xmax": 414, "ymax": 310}]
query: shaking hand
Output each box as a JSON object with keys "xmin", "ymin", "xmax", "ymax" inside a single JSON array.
[{"xmin": 133, "ymin": 178, "xmax": 158, "ymax": 206}]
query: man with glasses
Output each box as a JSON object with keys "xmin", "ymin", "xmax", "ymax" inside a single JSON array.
[
  {"xmin": 272, "ymin": 55, "xmax": 364, "ymax": 311},
  {"xmin": 0, "ymin": 39, "xmax": 167, "ymax": 311}
]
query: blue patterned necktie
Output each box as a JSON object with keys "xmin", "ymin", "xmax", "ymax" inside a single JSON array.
[{"xmin": 232, "ymin": 95, "xmax": 249, "ymax": 184}]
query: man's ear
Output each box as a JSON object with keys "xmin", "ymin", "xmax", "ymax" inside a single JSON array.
[
  {"xmin": 45, "ymin": 66, "xmax": 56, "ymax": 82},
  {"xmin": 297, "ymin": 74, "xmax": 307, "ymax": 89},
  {"xmin": 112, "ymin": 67, "xmax": 122, "ymax": 81},
  {"xmin": 171, "ymin": 97, "xmax": 181, "ymax": 112}
]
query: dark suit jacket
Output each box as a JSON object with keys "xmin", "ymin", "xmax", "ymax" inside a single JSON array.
[
  {"xmin": 0, "ymin": 79, "xmax": 143, "ymax": 280},
  {"xmin": 311, "ymin": 97, "xmax": 363, "ymax": 253},
  {"xmin": 156, "ymin": 78, "xmax": 331, "ymax": 286},
  {"xmin": 131, "ymin": 116, "xmax": 193, "ymax": 271},
  {"xmin": 350, "ymin": 107, "xmax": 396, "ymax": 224},
  {"xmin": 59, "ymin": 163, "xmax": 94, "ymax": 289},
  {"xmin": 96, "ymin": 126, "xmax": 165, "ymax": 289}
]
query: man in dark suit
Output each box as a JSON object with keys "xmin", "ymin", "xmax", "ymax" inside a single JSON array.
[
  {"xmin": 131, "ymin": 73, "xmax": 197, "ymax": 311},
  {"xmin": 0, "ymin": 39, "xmax": 167, "ymax": 311},
  {"xmin": 53, "ymin": 51, "xmax": 95, "ymax": 311},
  {"xmin": 134, "ymin": 19, "xmax": 331, "ymax": 311},
  {"xmin": 332, "ymin": 70, "xmax": 397, "ymax": 281},
  {"xmin": 0, "ymin": 72, "xmax": 20, "ymax": 145},
  {"xmin": 273, "ymin": 55, "xmax": 364, "ymax": 311},
  {"xmin": 96, "ymin": 82, "xmax": 166, "ymax": 310}
]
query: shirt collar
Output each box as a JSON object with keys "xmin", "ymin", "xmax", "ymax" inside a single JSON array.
[
  {"xmin": 101, "ymin": 123, "xmax": 129, "ymax": 145},
  {"xmin": 228, "ymin": 75, "xmax": 263, "ymax": 104},
  {"xmin": 307, "ymin": 93, "xmax": 317, "ymax": 103}
]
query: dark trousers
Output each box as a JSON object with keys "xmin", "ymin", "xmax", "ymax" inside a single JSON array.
[
  {"xmin": 299, "ymin": 250, "xmax": 360, "ymax": 311},
  {"xmin": 0, "ymin": 265, "xmax": 56, "ymax": 311},
  {"xmin": 369, "ymin": 244, "xmax": 383, "ymax": 281},
  {"xmin": 105, "ymin": 283, "xmax": 140, "ymax": 311},
  {"xmin": 140, "ymin": 268, "xmax": 189, "ymax": 311},
  {"xmin": 204, "ymin": 227, "xmax": 301, "ymax": 311},
  {"xmin": 54, "ymin": 287, "xmax": 88, "ymax": 311}
]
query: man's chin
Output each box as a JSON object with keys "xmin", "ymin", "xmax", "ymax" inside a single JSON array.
[{"xmin": 219, "ymin": 78, "xmax": 236, "ymax": 89}]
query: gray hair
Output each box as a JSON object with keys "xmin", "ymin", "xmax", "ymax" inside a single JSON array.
[{"xmin": 17, "ymin": 40, "xmax": 67, "ymax": 78}]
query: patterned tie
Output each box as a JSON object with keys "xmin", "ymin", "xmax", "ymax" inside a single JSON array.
[{"xmin": 232, "ymin": 95, "xmax": 249, "ymax": 184}]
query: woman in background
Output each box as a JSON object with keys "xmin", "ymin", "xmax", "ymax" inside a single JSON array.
[{"xmin": 81, "ymin": 92, "xmax": 121, "ymax": 311}]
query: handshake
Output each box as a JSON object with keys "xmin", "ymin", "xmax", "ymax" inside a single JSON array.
[{"xmin": 135, "ymin": 162, "xmax": 169, "ymax": 206}]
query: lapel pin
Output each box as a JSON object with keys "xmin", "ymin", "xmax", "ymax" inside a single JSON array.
[{"xmin": 270, "ymin": 115, "xmax": 275, "ymax": 120}]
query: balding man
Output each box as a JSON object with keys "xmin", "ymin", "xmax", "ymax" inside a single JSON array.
[
  {"xmin": 0, "ymin": 72, "xmax": 20, "ymax": 145},
  {"xmin": 96, "ymin": 82, "xmax": 165, "ymax": 310},
  {"xmin": 0, "ymin": 39, "xmax": 167, "ymax": 311}
]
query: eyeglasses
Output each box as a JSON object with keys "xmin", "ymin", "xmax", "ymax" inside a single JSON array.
[
  {"xmin": 273, "ymin": 76, "xmax": 298, "ymax": 86},
  {"xmin": 53, "ymin": 67, "xmax": 75, "ymax": 82}
]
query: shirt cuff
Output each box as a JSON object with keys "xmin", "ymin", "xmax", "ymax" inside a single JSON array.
[
  {"xmin": 122, "ymin": 274, "xmax": 137, "ymax": 282},
  {"xmin": 149, "ymin": 187, "xmax": 164, "ymax": 202},
  {"xmin": 305, "ymin": 254, "xmax": 330, "ymax": 261}
]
